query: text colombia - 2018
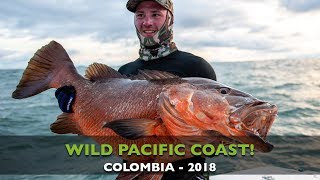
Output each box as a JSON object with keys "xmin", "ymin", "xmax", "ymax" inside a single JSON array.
[{"xmin": 103, "ymin": 162, "xmax": 217, "ymax": 172}]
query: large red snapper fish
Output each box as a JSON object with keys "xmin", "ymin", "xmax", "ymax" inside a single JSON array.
[{"xmin": 12, "ymin": 41, "xmax": 277, "ymax": 179}]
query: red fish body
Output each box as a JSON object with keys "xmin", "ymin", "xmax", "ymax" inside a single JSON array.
[{"xmin": 12, "ymin": 41, "xmax": 278, "ymax": 179}]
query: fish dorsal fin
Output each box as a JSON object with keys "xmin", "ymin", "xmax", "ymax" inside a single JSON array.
[
  {"xmin": 85, "ymin": 63, "xmax": 126, "ymax": 81},
  {"xmin": 50, "ymin": 113, "xmax": 82, "ymax": 135},
  {"xmin": 130, "ymin": 70, "xmax": 179, "ymax": 80}
]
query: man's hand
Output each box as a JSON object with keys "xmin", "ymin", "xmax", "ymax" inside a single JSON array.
[{"xmin": 55, "ymin": 86, "xmax": 76, "ymax": 113}]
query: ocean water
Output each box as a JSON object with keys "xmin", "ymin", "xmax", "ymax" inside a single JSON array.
[
  {"xmin": 213, "ymin": 59, "xmax": 320, "ymax": 136},
  {"xmin": 2, "ymin": 59, "xmax": 319, "ymax": 136},
  {"xmin": 0, "ymin": 59, "xmax": 319, "ymax": 179}
]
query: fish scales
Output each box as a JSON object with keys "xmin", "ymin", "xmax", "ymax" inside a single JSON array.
[{"xmin": 69, "ymin": 79, "xmax": 164, "ymax": 137}]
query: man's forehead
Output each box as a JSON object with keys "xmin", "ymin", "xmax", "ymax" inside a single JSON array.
[{"xmin": 136, "ymin": 1, "xmax": 167, "ymax": 12}]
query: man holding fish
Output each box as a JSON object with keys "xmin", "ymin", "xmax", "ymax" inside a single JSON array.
[{"xmin": 55, "ymin": 0, "xmax": 216, "ymax": 179}]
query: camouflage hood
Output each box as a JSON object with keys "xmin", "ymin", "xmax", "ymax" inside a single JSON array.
[
  {"xmin": 128, "ymin": 0, "xmax": 178, "ymax": 61},
  {"xmin": 135, "ymin": 11, "xmax": 177, "ymax": 61}
]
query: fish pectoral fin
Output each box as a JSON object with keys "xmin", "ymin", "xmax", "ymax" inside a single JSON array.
[
  {"xmin": 103, "ymin": 118, "xmax": 162, "ymax": 140},
  {"xmin": 50, "ymin": 113, "xmax": 82, "ymax": 135},
  {"xmin": 85, "ymin": 63, "xmax": 126, "ymax": 81}
]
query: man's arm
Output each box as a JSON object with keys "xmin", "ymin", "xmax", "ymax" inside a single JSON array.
[
  {"xmin": 183, "ymin": 55, "xmax": 217, "ymax": 81},
  {"xmin": 195, "ymin": 58, "xmax": 217, "ymax": 81},
  {"xmin": 118, "ymin": 60, "xmax": 141, "ymax": 76}
]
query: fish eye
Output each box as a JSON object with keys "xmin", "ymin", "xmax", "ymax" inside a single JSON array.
[{"xmin": 219, "ymin": 87, "xmax": 230, "ymax": 94}]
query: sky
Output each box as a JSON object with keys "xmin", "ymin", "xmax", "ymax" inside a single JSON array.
[{"xmin": 1, "ymin": 0, "xmax": 320, "ymax": 69}]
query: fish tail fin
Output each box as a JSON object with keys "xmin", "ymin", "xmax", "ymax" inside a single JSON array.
[{"xmin": 12, "ymin": 40, "xmax": 79, "ymax": 99}]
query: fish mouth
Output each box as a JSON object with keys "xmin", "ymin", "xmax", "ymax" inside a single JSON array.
[{"xmin": 227, "ymin": 101, "xmax": 278, "ymax": 152}]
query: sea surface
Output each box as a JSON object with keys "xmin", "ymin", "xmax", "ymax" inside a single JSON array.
[{"xmin": 0, "ymin": 59, "xmax": 319, "ymax": 179}]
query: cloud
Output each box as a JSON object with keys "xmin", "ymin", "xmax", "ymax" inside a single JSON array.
[
  {"xmin": 0, "ymin": 0, "xmax": 134, "ymax": 41},
  {"xmin": 0, "ymin": 0, "xmax": 320, "ymax": 69},
  {"xmin": 174, "ymin": 1, "xmax": 248, "ymax": 31},
  {"xmin": 280, "ymin": 0, "xmax": 320, "ymax": 12},
  {"xmin": 0, "ymin": 49, "xmax": 15, "ymax": 59},
  {"xmin": 0, "ymin": 48, "xmax": 30, "ymax": 69},
  {"xmin": 173, "ymin": 0, "xmax": 284, "ymax": 53},
  {"xmin": 176, "ymin": 29, "xmax": 275, "ymax": 51}
]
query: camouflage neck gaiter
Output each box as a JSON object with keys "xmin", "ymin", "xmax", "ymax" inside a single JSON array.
[{"xmin": 135, "ymin": 11, "xmax": 178, "ymax": 61}]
